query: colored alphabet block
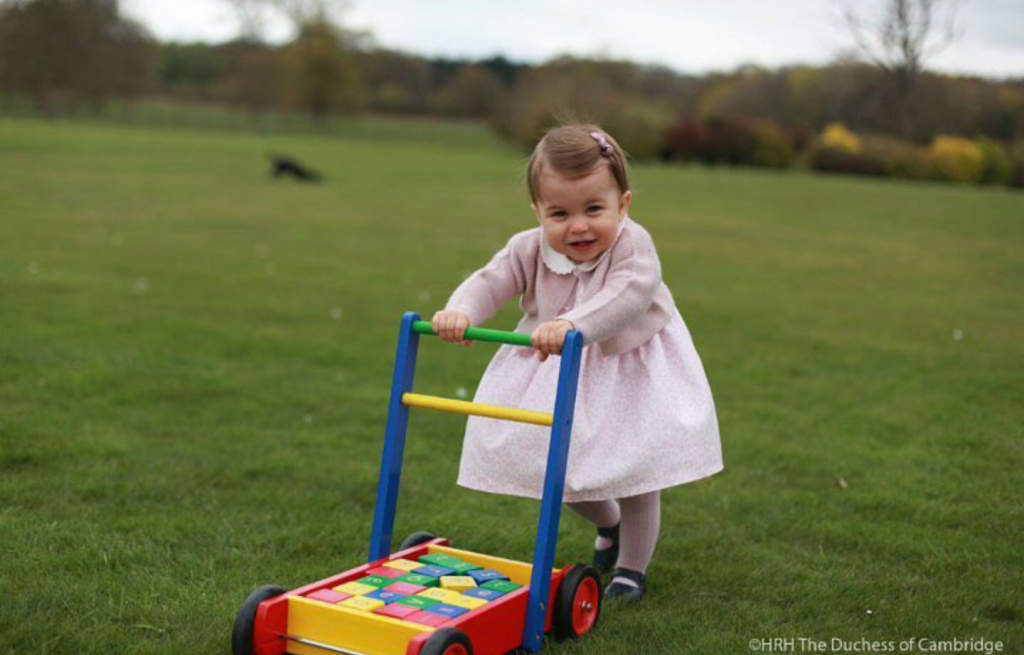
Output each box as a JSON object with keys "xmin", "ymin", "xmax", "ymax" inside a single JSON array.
[
  {"xmin": 424, "ymin": 603, "xmax": 469, "ymax": 618},
  {"xmin": 481, "ymin": 580, "xmax": 521, "ymax": 594},
  {"xmin": 417, "ymin": 587, "xmax": 463, "ymax": 603},
  {"xmin": 363, "ymin": 589, "xmax": 407, "ymax": 605},
  {"xmin": 446, "ymin": 561, "xmax": 483, "ymax": 575},
  {"xmin": 396, "ymin": 596, "xmax": 440, "ymax": 610},
  {"xmin": 418, "ymin": 554, "xmax": 462, "ymax": 567},
  {"xmin": 382, "ymin": 558, "xmax": 423, "ymax": 572},
  {"xmin": 414, "ymin": 565, "xmax": 455, "ymax": 578},
  {"xmin": 439, "ymin": 576, "xmax": 477, "ymax": 593},
  {"xmin": 397, "ymin": 573, "xmax": 438, "ymax": 588},
  {"xmin": 358, "ymin": 575, "xmax": 394, "ymax": 588},
  {"xmin": 373, "ymin": 603, "xmax": 420, "ymax": 619},
  {"xmin": 366, "ymin": 566, "xmax": 406, "ymax": 579},
  {"xmin": 333, "ymin": 581, "xmax": 378, "ymax": 596},
  {"xmin": 468, "ymin": 569, "xmax": 508, "ymax": 584},
  {"xmin": 306, "ymin": 589, "xmax": 351, "ymax": 604},
  {"xmin": 445, "ymin": 594, "xmax": 488, "ymax": 610},
  {"xmin": 338, "ymin": 596, "xmax": 385, "ymax": 612},
  {"xmin": 386, "ymin": 582, "xmax": 427, "ymax": 596},
  {"xmin": 463, "ymin": 587, "xmax": 505, "ymax": 602},
  {"xmin": 404, "ymin": 611, "xmax": 451, "ymax": 627}
]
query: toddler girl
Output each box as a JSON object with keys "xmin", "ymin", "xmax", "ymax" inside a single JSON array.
[{"xmin": 432, "ymin": 124, "xmax": 723, "ymax": 601}]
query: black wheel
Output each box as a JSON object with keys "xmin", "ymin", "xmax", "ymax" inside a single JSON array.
[
  {"xmin": 420, "ymin": 627, "xmax": 473, "ymax": 655},
  {"xmin": 553, "ymin": 565, "xmax": 602, "ymax": 640},
  {"xmin": 398, "ymin": 530, "xmax": 436, "ymax": 551},
  {"xmin": 231, "ymin": 585, "xmax": 286, "ymax": 655}
]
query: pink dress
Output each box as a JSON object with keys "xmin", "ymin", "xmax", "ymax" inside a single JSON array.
[{"xmin": 455, "ymin": 223, "xmax": 724, "ymax": 503}]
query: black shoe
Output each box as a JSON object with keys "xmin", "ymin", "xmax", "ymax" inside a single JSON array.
[
  {"xmin": 604, "ymin": 567, "xmax": 646, "ymax": 602},
  {"xmin": 593, "ymin": 522, "xmax": 619, "ymax": 573}
]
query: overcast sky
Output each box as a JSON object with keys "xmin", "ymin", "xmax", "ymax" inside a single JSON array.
[{"xmin": 123, "ymin": 0, "xmax": 1024, "ymax": 78}]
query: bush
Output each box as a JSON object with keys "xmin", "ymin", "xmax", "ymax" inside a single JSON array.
[
  {"xmin": 661, "ymin": 116, "xmax": 794, "ymax": 168},
  {"xmin": 977, "ymin": 138, "xmax": 1012, "ymax": 185},
  {"xmin": 926, "ymin": 136, "xmax": 984, "ymax": 184},
  {"xmin": 862, "ymin": 136, "xmax": 931, "ymax": 180},
  {"xmin": 809, "ymin": 146, "xmax": 885, "ymax": 177},
  {"xmin": 819, "ymin": 123, "xmax": 861, "ymax": 153}
]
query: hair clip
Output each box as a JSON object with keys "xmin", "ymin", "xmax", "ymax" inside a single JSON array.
[{"xmin": 590, "ymin": 131, "xmax": 613, "ymax": 156}]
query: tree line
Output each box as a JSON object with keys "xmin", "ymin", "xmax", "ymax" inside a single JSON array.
[{"xmin": 2, "ymin": 0, "xmax": 1022, "ymax": 185}]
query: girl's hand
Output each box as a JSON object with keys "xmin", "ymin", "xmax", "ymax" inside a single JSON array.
[
  {"xmin": 531, "ymin": 320, "xmax": 575, "ymax": 361},
  {"xmin": 432, "ymin": 310, "xmax": 473, "ymax": 347}
]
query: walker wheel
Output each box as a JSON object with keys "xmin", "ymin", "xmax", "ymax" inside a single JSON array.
[
  {"xmin": 554, "ymin": 565, "xmax": 602, "ymax": 640},
  {"xmin": 420, "ymin": 627, "xmax": 474, "ymax": 655},
  {"xmin": 231, "ymin": 585, "xmax": 286, "ymax": 655},
  {"xmin": 398, "ymin": 530, "xmax": 436, "ymax": 551}
]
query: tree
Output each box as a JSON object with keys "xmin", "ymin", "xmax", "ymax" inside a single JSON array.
[
  {"xmin": 283, "ymin": 15, "xmax": 364, "ymax": 119},
  {"xmin": 842, "ymin": 0, "xmax": 961, "ymax": 137},
  {"xmin": 0, "ymin": 0, "xmax": 156, "ymax": 115}
]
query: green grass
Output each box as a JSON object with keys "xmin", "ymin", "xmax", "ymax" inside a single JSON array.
[{"xmin": 0, "ymin": 116, "xmax": 1021, "ymax": 654}]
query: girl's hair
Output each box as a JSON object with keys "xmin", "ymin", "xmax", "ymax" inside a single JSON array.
[{"xmin": 526, "ymin": 123, "xmax": 630, "ymax": 203}]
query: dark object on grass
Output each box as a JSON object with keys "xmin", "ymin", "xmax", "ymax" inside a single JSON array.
[
  {"xmin": 604, "ymin": 567, "xmax": 646, "ymax": 602},
  {"xmin": 270, "ymin": 153, "xmax": 322, "ymax": 183}
]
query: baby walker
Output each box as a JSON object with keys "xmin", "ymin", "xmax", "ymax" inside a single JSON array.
[{"xmin": 231, "ymin": 312, "xmax": 602, "ymax": 655}]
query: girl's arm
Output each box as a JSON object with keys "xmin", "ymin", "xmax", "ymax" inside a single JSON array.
[
  {"xmin": 556, "ymin": 229, "xmax": 661, "ymax": 346},
  {"xmin": 444, "ymin": 232, "xmax": 529, "ymax": 327}
]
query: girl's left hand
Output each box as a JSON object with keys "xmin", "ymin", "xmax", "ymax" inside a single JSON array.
[{"xmin": 531, "ymin": 320, "xmax": 575, "ymax": 361}]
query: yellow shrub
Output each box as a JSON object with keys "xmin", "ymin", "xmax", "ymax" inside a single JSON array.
[
  {"xmin": 818, "ymin": 123, "xmax": 861, "ymax": 153},
  {"xmin": 927, "ymin": 136, "xmax": 984, "ymax": 183}
]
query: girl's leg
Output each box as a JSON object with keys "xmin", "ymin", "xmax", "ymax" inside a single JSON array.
[
  {"xmin": 567, "ymin": 499, "xmax": 620, "ymax": 550},
  {"xmin": 613, "ymin": 490, "xmax": 661, "ymax": 588}
]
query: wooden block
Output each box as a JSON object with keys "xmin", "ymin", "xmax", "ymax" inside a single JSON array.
[
  {"xmin": 395, "ymin": 596, "xmax": 440, "ymax": 610},
  {"xmin": 418, "ymin": 554, "xmax": 462, "ymax": 568},
  {"xmin": 373, "ymin": 604, "xmax": 420, "ymax": 620},
  {"xmin": 382, "ymin": 558, "xmax": 423, "ymax": 572},
  {"xmin": 364, "ymin": 589, "xmax": 407, "ymax": 605},
  {"xmin": 333, "ymin": 581, "xmax": 378, "ymax": 596},
  {"xmin": 397, "ymin": 573, "xmax": 438, "ymax": 588},
  {"xmin": 305, "ymin": 589, "xmax": 351, "ymax": 604},
  {"xmin": 404, "ymin": 611, "xmax": 450, "ymax": 627},
  {"xmin": 337, "ymin": 596, "xmax": 386, "ymax": 612},
  {"xmin": 463, "ymin": 588, "xmax": 505, "ymax": 602},
  {"xmin": 468, "ymin": 569, "xmax": 508, "ymax": 585},
  {"xmin": 444, "ymin": 594, "xmax": 489, "ymax": 610},
  {"xmin": 417, "ymin": 587, "xmax": 462, "ymax": 603},
  {"xmin": 439, "ymin": 576, "xmax": 477, "ymax": 593},
  {"xmin": 386, "ymin": 582, "xmax": 427, "ymax": 596},
  {"xmin": 413, "ymin": 565, "xmax": 455, "ymax": 578},
  {"xmin": 366, "ymin": 566, "xmax": 406, "ymax": 579},
  {"xmin": 359, "ymin": 575, "xmax": 395, "ymax": 589},
  {"xmin": 445, "ymin": 561, "xmax": 483, "ymax": 575},
  {"xmin": 423, "ymin": 603, "xmax": 469, "ymax": 618},
  {"xmin": 481, "ymin": 580, "xmax": 521, "ymax": 594}
]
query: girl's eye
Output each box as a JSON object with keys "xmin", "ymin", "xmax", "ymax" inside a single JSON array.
[
  {"xmin": 551, "ymin": 211, "xmax": 567, "ymax": 219},
  {"xmin": 587, "ymin": 205, "xmax": 602, "ymax": 213}
]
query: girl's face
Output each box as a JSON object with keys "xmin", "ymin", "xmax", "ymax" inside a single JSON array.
[{"xmin": 531, "ymin": 165, "xmax": 632, "ymax": 264}]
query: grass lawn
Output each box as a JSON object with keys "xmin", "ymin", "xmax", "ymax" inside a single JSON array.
[{"xmin": 0, "ymin": 116, "xmax": 1021, "ymax": 655}]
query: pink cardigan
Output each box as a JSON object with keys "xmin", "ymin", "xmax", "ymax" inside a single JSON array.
[{"xmin": 444, "ymin": 216, "xmax": 677, "ymax": 355}]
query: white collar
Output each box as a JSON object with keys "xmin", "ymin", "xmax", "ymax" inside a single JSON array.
[{"xmin": 540, "ymin": 215, "xmax": 630, "ymax": 276}]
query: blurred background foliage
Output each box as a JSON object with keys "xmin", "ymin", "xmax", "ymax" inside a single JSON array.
[{"xmin": 1, "ymin": 0, "xmax": 1022, "ymax": 188}]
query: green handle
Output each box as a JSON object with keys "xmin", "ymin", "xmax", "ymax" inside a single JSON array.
[{"xmin": 413, "ymin": 320, "xmax": 534, "ymax": 347}]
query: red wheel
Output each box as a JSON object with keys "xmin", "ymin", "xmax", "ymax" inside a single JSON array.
[
  {"xmin": 571, "ymin": 575, "xmax": 600, "ymax": 635},
  {"xmin": 554, "ymin": 565, "xmax": 602, "ymax": 640}
]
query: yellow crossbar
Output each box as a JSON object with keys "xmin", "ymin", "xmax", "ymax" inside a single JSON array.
[{"xmin": 402, "ymin": 393, "xmax": 553, "ymax": 427}]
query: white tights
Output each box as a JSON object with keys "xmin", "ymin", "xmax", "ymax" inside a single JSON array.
[{"xmin": 567, "ymin": 490, "xmax": 661, "ymax": 587}]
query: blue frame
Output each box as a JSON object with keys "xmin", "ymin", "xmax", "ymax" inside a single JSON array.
[
  {"xmin": 369, "ymin": 313, "xmax": 585, "ymax": 652},
  {"xmin": 368, "ymin": 311, "xmax": 421, "ymax": 562}
]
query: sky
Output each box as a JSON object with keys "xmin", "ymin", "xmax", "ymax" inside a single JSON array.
[{"xmin": 123, "ymin": 0, "xmax": 1024, "ymax": 79}]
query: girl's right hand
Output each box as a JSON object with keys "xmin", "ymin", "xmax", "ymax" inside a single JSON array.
[{"xmin": 432, "ymin": 310, "xmax": 473, "ymax": 347}]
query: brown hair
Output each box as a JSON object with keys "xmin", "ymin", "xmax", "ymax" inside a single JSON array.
[{"xmin": 526, "ymin": 123, "xmax": 630, "ymax": 203}]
